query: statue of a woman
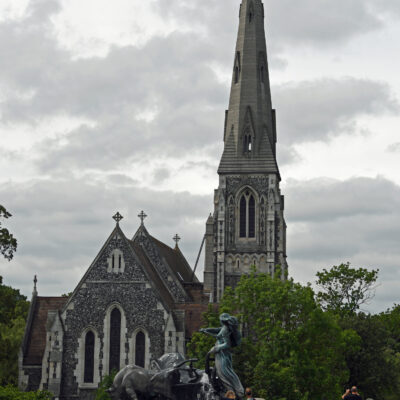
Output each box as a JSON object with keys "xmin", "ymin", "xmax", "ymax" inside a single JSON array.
[{"xmin": 200, "ymin": 313, "xmax": 244, "ymax": 398}]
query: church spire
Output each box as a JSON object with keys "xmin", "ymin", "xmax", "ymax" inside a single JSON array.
[{"xmin": 218, "ymin": 0, "xmax": 278, "ymax": 175}]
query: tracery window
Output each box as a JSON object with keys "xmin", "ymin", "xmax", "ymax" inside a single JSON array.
[
  {"xmin": 84, "ymin": 331, "xmax": 95, "ymax": 383},
  {"xmin": 109, "ymin": 308, "xmax": 121, "ymax": 373},
  {"xmin": 239, "ymin": 190, "xmax": 256, "ymax": 238},
  {"xmin": 135, "ymin": 331, "xmax": 145, "ymax": 368}
]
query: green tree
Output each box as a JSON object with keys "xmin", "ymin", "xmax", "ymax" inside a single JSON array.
[
  {"xmin": 95, "ymin": 370, "xmax": 117, "ymax": 400},
  {"xmin": 188, "ymin": 269, "xmax": 348, "ymax": 400},
  {"xmin": 316, "ymin": 263, "xmax": 379, "ymax": 314},
  {"xmin": 342, "ymin": 312, "xmax": 400, "ymax": 400},
  {"xmin": 0, "ymin": 205, "xmax": 17, "ymax": 261},
  {"xmin": 0, "ymin": 276, "xmax": 30, "ymax": 385}
]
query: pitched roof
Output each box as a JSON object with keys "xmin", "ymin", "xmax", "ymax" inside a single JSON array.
[
  {"xmin": 150, "ymin": 236, "xmax": 199, "ymax": 283},
  {"xmin": 23, "ymin": 297, "xmax": 67, "ymax": 365},
  {"xmin": 130, "ymin": 241, "xmax": 175, "ymax": 310}
]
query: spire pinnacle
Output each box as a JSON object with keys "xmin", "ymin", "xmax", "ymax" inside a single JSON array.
[
  {"xmin": 218, "ymin": 0, "xmax": 279, "ymax": 175},
  {"xmin": 33, "ymin": 275, "xmax": 38, "ymax": 297}
]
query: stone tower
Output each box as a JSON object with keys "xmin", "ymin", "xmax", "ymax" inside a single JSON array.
[{"xmin": 203, "ymin": 0, "xmax": 288, "ymax": 302}]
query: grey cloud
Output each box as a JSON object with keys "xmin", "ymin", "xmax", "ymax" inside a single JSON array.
[
  {"xmin": 277, "ymin": 144, "xmax": 301, "ymax": 166},
  {"xmin": 153, "ymin": 167, "xmax": 170, "ymax": 183},
  {"xmin": 285, "ymin": 176, "xmax": 400, "ymax": 312},
  {"xmin": 374, "ymin": 0, "xmax": 400, "ymax": 17},
  {"xmin": 387, "ymin": 142, "xmax": 400, "ymax": 153},
  {"xmin": 285, "ymin": 176, "xmax": 400, "ymax": 222},
  {"xmin": 0, "ymin": 177, "xmax": 211, "ymax": 296},
  {"xmin": 153, "ymin": 0, "xmax": 389, "ymax": 50},
  {"xmin": 268, "ymin": 0, "xmax": 382, "ymax": 47},
  {"xmin": 0, "ymin": 5, "xmax": 228, "ymax": 171},
  {"xmin": 273, "ymin": 78, "xmax": 398, "ymax": 145}
]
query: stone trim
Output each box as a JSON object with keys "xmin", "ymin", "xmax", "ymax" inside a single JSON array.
[
  {"xmin": 128, "ymin": 327, "xmax": 151, "ymax": 369},
  {"xmin": 102, "ymin": 303, "xmax": 128, "ymax": 375},
  {"xmin": 74, "ymin": 326, "xmax": 101, "ymax": 390}
]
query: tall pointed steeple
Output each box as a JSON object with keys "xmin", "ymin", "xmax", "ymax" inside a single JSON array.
[
  {"xmin": 204, "ymin": 0, "xmax": 288, "ymax": 302},
  {"xmin": 219, "ymin": 0, "xmax": 278, "ymax": 175}
]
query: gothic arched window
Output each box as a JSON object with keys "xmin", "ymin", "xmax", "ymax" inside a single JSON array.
[
  {"xmin": 239, "ymin": 191, "xmax": 256, "ymax": 238},
  {"xmin": 240, "ymin": 196, "xmax": 247, "ymax": 237},
  {"xmin": 109, "ymin": 308, "xmax": 121, "ymax": 373},
  {"xmin": 260, "ymin": 65, "xmax": 265, "ymax": 83},
  {"xmin": 84, "ymin": 331, "xmax": 95, "ymax": 383},
  {"xmin": 249, "ymin": 195, "xmax": 255, "ymax": 238},
  {"xmin": 135, "ymin": 331, "xmax": 145, "ymax": 367}
]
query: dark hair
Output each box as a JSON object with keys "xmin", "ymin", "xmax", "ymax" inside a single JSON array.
[{"xmin": 220, "ymin": 313, "xmax": 242, "ymax": 347}]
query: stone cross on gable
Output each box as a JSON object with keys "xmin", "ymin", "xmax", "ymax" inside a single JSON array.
[
  {"xmin": 138, "ymin": 211, "xmax": 147, "ymax": 225},
  {"xmin": 112, "ymin": 212, "xmax": 124, "ymax": 225},
  {"xmin": 173, "ymin": 234, "xmax": 181, "ymax": 247}
]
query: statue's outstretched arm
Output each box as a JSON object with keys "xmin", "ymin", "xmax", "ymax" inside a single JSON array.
[
  {"xmin": 199, "ymin": 327, "xmax": 221, "ymax": 337},
  {"xmin": 210, "ymin": 329, "xmax": 231, "ymax": 353}
]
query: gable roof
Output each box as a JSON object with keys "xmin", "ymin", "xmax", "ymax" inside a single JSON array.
[
  {"xmin": 150, "ymin": 236, "xmax": 199, "ymax": 283},
  {"xmin": 23, "ymin": 297, "xmax": 67, "ymax": 365},
  {"xmin": 130, "ymin": 240, "xmax": 175, "ymax": 310},
  {"xmin": 131, "ymin": 224, "xmax": 194, "ymax": 303}
]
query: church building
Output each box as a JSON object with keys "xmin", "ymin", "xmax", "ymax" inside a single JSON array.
[{"xmin": 19, "ymin": 1, "xmax": 288, "ymax": 399}]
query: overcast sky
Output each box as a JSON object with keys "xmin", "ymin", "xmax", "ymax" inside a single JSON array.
[{"xmin": 0, "ymin": 0, "xmax": 399, "ymax": 313}]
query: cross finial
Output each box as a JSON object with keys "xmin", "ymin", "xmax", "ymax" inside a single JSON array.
[
  {"xmin": 173, "ymin": 234, "xmax": 181, "ymax": 247},
  {"xmin": 33, "ymin": 275, "xmax": 38, "ymax": 296},
  {"xmin": 113, "ymin": 212, "xmax": 123, "ymax": 225},
  {"xmin": 138, "ymin": 211, "xmax": 147, "ymax": 225}
]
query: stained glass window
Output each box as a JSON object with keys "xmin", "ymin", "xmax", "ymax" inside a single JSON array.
[
  {"xmin": 240, "ymin": 196, "xmax": 247, "ymax": 237},
  {"xmin": 84, "ymin": 331, "xmax": 94, "ymax": 383},
  {"xmin": 135, "ymin": 331, "xmax": 145, "ymax": 368},
  {"xmin": 249, "ymin": 195, "xmax": 255, "ymax": 237},
  {"xmin": 109, "ymin": 308, "xmax": 121, "ymax": 373}
]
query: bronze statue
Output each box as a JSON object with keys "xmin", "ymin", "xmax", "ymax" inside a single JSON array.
[{"xmin": 200, "ymin": 313, "xmax": 244, "ymax": 398}]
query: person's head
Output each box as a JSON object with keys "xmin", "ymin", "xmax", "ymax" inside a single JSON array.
[
  {"xmin": 245, "ymin": 387, "xmax": 252, "ymax": 398},
  {"xmin": 351, "ymin": 386, "xmax": 358, "ymax": 394},
  {"xmin": 225, "ymin": 390, "xmax": 236, "ymax": 399},
  {"xmin": 220, "ymin": 313, "xmax": 231, "ymax": 326}
]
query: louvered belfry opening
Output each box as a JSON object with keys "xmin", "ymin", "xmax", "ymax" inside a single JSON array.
[{"xmin": 109, "ymin": 308, "xmax": 121, "ymax": 373}]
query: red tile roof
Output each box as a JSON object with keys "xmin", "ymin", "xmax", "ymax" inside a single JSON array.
[{"xmin": 23, "ymin": 297, "xmax": 67, "ymax": 365}]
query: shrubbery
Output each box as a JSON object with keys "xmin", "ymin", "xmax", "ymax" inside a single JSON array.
[
  {"xmin": 95, "ymin": 370, "xmax": 117, "ymax": 400},
  {"xmin": 0, "ymin": 386, "xmax": 52, "ymax": 400}
]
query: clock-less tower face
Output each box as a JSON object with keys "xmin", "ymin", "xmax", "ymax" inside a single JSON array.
[{"xmin": 203, "ymin": 0, "xmax": 288, "ymax": 302}]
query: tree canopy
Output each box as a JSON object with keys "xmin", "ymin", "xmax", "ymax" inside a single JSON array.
[
  {"xmin": 189, "ymin": 268, "xmax": 348, "ymax": 400},
  {"xmin": 0, "ymin": 205, "xmax": 17, "ymax": 261},
  {"xmin": 0, "ymin": 276, "xmax": 29, "ymax": 386},
  {"xmin": 316, "ymin": 263, "xmax": 379, "ymax": 313}
]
